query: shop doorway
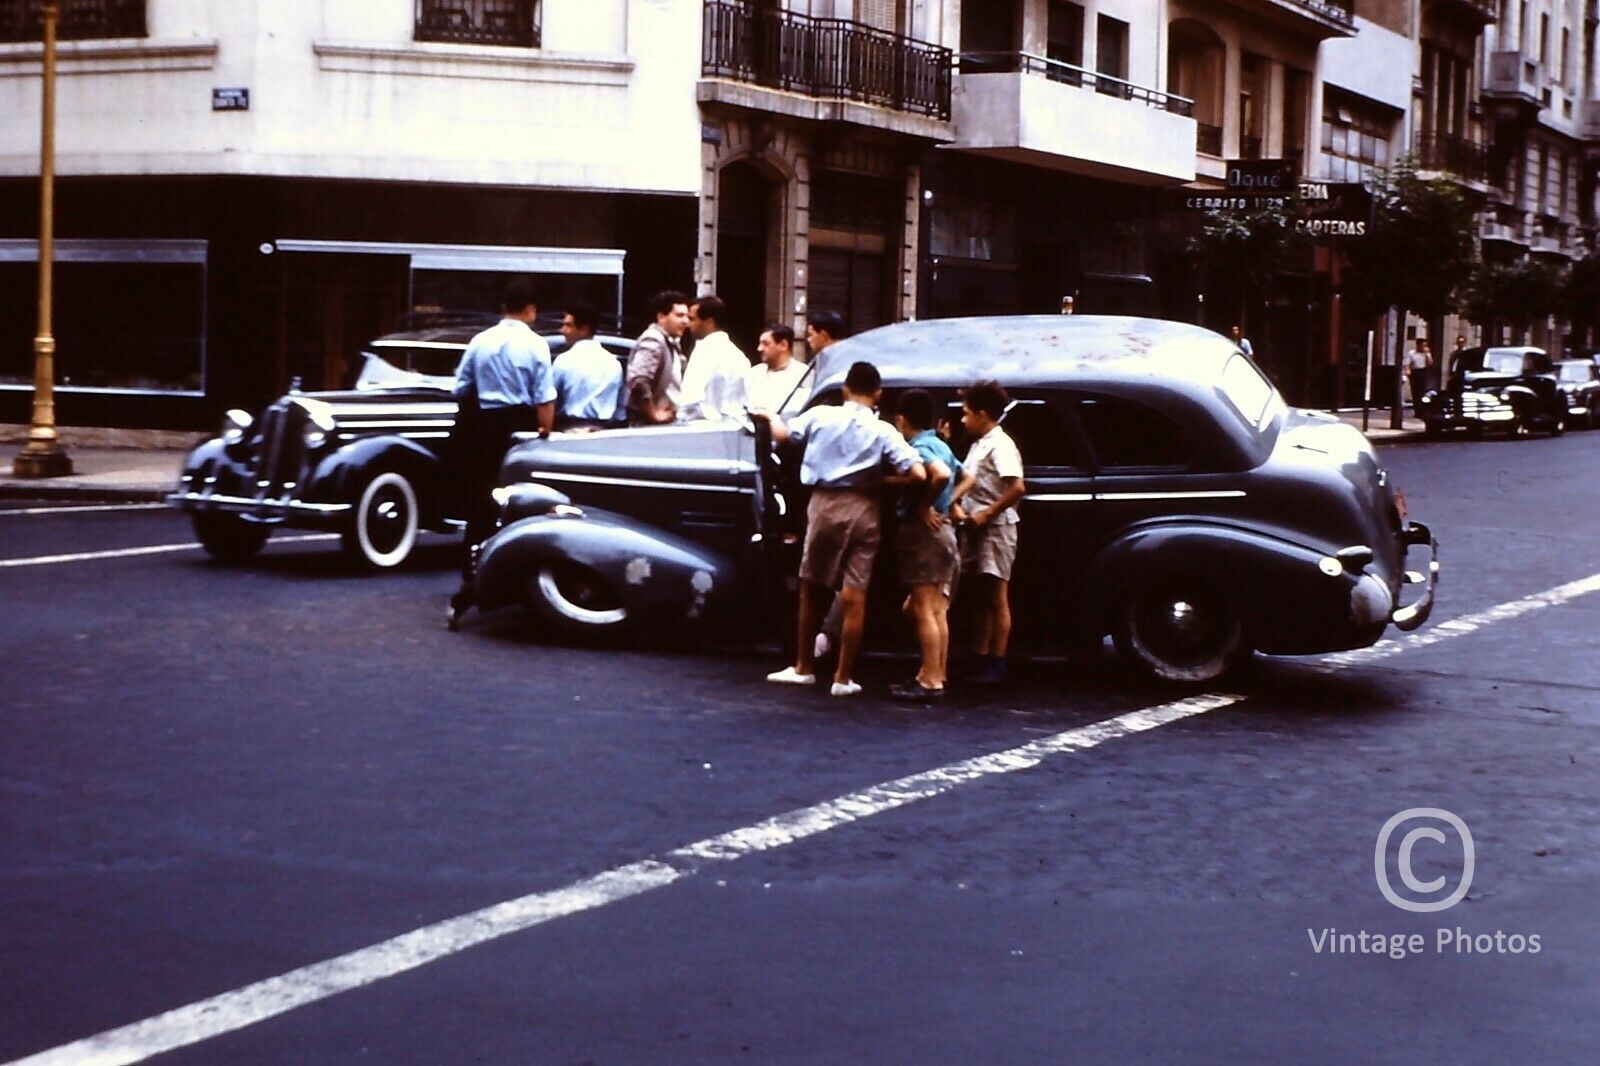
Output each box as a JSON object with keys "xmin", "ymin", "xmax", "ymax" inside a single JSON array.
[
  {"xmin": 277, "ymin": 253, "xmax": 407, "ymax": 391},
  {"xmin": 715, "ymin": 161, "xmax": 772, "ymax": 353}
]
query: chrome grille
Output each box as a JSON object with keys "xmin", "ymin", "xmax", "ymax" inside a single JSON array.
[{"xmin": 250, "ymin": 403, "xmax": 306, "ymax": 500}]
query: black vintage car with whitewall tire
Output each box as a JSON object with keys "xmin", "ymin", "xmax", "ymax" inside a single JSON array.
[
  {"xmin": 468, "ymin": 316, "xmax": 1439, "ymax": 683},
  {"xmin": 1419, "ymin": 346, "xmax": 1568, "ymax": 438},
  {"xmin": 168, "ymin": 324, "xmax": 632, "ymax": 569}
]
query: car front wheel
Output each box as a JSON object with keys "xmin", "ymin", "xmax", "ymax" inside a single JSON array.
[
  {"xmin": 343, "ymin": 470, "xmax": 419, "ymax": 569},
  {"xmin": 1112, "ymin": 577, "xmax": 1247, "ymax": 683},
  {"xmin": 193, "ymin": 512, "xmax": 270, "ymax": 563},
  {"xmin": 529, "ymin": 562, "xmax": 630, "ymax": 639}
]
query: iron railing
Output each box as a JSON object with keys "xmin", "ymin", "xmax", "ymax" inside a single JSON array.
[
  {"xmin": 0, "ymin": 0, "xmax": 146, "ymax": 42},
  {"xmin": 1427, "ymin": 0, "xmax": 1497, "ymax": 22},
  {"xmin": 956, "ymin": 52, "xmax": 1193, "ymax": 115},
  {"xmin": 1240, "ymin": 134, "xmax": 1264, "ymax": 159},
  {"xmin": 1197, "ymin": 122, "xmax": 1223, "ymax": 155},
  {"xmin": 414, "ymin": 0, "xmax": 540, "ymax": 48},
  {"xmin": 1269, "ymin": 0, "xmax": 1355, "ymax": 30},
  {"xmin": 1415, "ymin": 132, "xmax": 1489, "ymax": 183},
  {"xmin": 702, "ymin": 0, "xmax": 952, "ymax": 121}
]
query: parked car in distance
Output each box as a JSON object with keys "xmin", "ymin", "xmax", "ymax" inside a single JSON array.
[
  {"xmin": 470, "ymin": 315, "xmax": 1438, "ymax": 683},
  {"xmin": 1553, "ymin": 359, "xmax": 1600, "ymax": 430},
  {"xmin": 168, "ymin": 320, "xmax": 632, "ymax": 569},
  {"xmin": 1419, "ymin": 345, "xmax": 1567, "ymax": 438}
]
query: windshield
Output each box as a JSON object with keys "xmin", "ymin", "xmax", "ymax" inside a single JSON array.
[
  {"xmin": 1482, "ymin": 350, "xmax": 1527, "ymax": 375},
  {"xmin": 1557, "ymin": 364, "xmax": 1593, "ymax": 383}
]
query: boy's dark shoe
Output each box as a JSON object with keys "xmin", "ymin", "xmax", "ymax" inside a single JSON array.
[
  {"xmin": 889, "ymin": 680, "xmax": 946, "ymax": 702},
  {"xmin": 969, "ymin": 659, "xmax": 1008, "ymax": 686}
]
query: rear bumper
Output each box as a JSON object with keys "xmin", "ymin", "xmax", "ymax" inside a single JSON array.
[{"xmin": 1391, "ymin": 521, "xmax": 1437, "ymax": 632}]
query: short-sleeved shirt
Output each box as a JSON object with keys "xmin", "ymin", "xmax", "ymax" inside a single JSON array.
[
  {"xmin": 553, "ymin": 337, "xmax": 622, "ymax": 420},
  {"xmin": 453, "ymin": 318, "xmax": 556, "ymax": 411},
  {"xmin": 901, "ymin": 429, "xmax": 960, "ymax": 517},
  {"xmin": 786, "ymin": 400, "xmax": 920, "ymax": 488},
  {"xmin": 745, "ymin": 358, "xmax": 811, "ymax": 416},
  {"xmin": 677, "ymin": 331, "xmax": 751, "ymax": 422},
  {"xmin": 962, "ymin": 424, "xmax": 1023, "ymax": 525}
]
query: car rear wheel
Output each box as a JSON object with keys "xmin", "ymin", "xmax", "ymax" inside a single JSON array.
[
  {"xmin": 1113, "ymin": 577, "xmax": 1247, "ymax": 684},
  {"xmin": 193, "ymin": 513, "xmax": 270, "ymax": 563},
  {"xmin": 342, "ymin": 470, "xmax": 419, "ymax": 569},
  {"xmin": 529, "ymin": 562, "xmax": 631, "ymax": 639}
]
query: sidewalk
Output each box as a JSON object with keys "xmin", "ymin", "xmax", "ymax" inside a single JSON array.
[
  {"xmin": 0, "ymin": 424, "xmax": 193, "ymax": 502},
  {"xmin": 0, "ymin": 411, "xmax": 1429, "ymax": 504}
]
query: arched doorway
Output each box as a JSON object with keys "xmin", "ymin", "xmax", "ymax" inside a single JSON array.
[{"xmin": 715, "ymin": 161, "xmax": 771, "ymax": 353}]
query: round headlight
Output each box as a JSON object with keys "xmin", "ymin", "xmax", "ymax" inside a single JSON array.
[{"xmin": 221, "ymin": 409, "xmax": 252, "ymax": 446}]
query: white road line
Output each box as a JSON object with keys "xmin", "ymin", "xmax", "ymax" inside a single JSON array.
[
  {"xmin": 1316, "ymin": 570, "xmax": 1600, "ymax": 670},
  {"xmin": 0, "ymin": 535, "xmax": 337, "ymax": 569},
  {"xmin": 2, "ymin": 693, "xmax": 1241, "ymax": 1066},
  {"xmin": 0, "ymin": 503, "xmax": 169, "ymax": 517},
  {"xmin": 14, "ymin": 571, "xmax": 1600, "ymax": 1065}
]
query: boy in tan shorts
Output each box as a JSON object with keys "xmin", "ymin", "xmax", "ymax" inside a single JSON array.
[{"xmin": 949, "ymin": 380, "xmax": 1026, "ymax": 685}]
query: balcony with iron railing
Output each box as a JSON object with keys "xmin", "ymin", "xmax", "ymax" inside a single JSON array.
[
  {"xmin": 0, "ymin": 0, "xmax": 146, "ymax": 43},
  {"xmin": 414, "ymin": 0, "xmax": 540, "ymax": 48},
  {"xmin": 1217, "ymin": 0, "xmax": 1355, "ymax": 38},
  {"xmin": 1423, "ymin": 0, "xmax": 1498, "ymax": 26},
  {"xmin": 699, "ymin": 0, "xmax": 952, "ymax": 127},
  {"xmin": 950, "ymin": 51, "xmax": 1196, "ymax": 184},
  {"xmin": 1415, "ymin": 131, "xmax": 1489, "ymax": 185}
]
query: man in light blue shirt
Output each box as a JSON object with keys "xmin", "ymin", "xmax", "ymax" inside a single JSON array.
[
  {"xmin": 553, "ymin": 304, "xmax": 621, "ymax": 424},
  {"xmin": 448, "ymin": 283, "xmax": 556, "ymax": 628},
  {"xmin": 753, "ymin": 361, "xmax": 924, "ymax": 697}
]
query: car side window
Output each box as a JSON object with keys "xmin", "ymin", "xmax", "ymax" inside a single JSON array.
[
  {"xmin": 998, "ymin": 399, "xmax": 1089, "ymax": 473},
  {"xmin": 1073, "ymin": 395, "xmax": 1188, "ymax": 472}
]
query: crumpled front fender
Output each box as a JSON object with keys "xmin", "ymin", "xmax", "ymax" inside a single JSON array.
[{"xmin": 474, "ymin": 506, "xmax": 739, "ymax": 618}]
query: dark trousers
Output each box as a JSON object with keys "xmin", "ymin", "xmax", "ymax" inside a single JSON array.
[{"xmin": 452, "ymin": 404, "xmax": 539, "ymax": 579}]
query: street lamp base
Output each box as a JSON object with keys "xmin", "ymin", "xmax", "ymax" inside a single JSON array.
[{"xmin": 12, "ymin": 443, "xmax": 74, "ymax": 478}]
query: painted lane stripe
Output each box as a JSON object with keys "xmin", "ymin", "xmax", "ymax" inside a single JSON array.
[
  {"xmin": 0, "ymin": 503, "xmax": 169, "ymax": 517},
  {"xmin": 0, "ymin": 535, "xmax": 337, "ymax": 569},
  {"xmin": 4, "ymin": 693, "xmax": 1240, "ymax": 1066},
  {"xmin": 1316, "ymin": 569, "xmax": 1600, "ymax": 670},
  {"xmin": 16, "ymin": 573, "xmax": 1600, "ymax": 1065}
]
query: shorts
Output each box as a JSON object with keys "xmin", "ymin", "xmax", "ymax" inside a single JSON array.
[
  {"xmin": 799, "ymin": 488, "xmax": 882, "ymax": 591},
  {"xmin": 897, "ymin": 518, "xmax": 958, "ymax": 595},
  {"xmin": 962, "ymin": 520, "xmax": 1018, "ymax": 582}
]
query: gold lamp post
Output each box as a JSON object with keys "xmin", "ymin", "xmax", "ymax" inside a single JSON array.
[{"xmin": 13, "ymin": 0, "xmax": 72, "ymax": 478}]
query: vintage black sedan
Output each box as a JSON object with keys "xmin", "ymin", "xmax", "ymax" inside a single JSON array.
[
  {"xmin": 1553, "ymin": 359, "xmax": 1600, "ymax": 430},
  {"xmin": 167, "ymin": 323, "xmax": 631, "ymax": 569},
  {"xmin": 469, "ymin": 316, "xmax": 1438, "ymax": 682},
  {"xmin": 1419, "ymin": 345, "xmax": 1567, "ymax": 437}
]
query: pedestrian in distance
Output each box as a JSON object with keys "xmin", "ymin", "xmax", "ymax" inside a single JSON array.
[
  {"xmin": 745, "ymin": 323, "xmax": 811, "ymax": 417},
  {"xmin": 886, "ymin": 388, "xmax": 960, "ymax": 702},
  {"xmin": 949, "ymin": 380, "xmax": 1026, "ymax": 685},
  {"xmin": 552, "ymin": 303, "xmax": 621, "ymax": 428},
  {"xmin": 447, "ymin": 281, "xmax": 557, "ymax": 630},
  {"xmin": 1229, "ymin": 324, "xmax": 1254, "ymax": 358},
  {"xmin": 1405, "ymin": 338, "xmax": 1434, "ymax": 407},
  {"xmin": 753, "ymin": 361, "xmax": 926, "ymax": 697},
  {"xmin": 625, "ymin": 290, "xmax": 690, "ymax": 426},
  {"xmin": 678, "ymin": 294, "xmax": 751, "ymax": 422}
]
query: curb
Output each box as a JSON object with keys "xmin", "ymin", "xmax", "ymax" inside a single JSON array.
[{"xmin": 0, "ymin": 482, "xmax": 171, "ymax": 503}]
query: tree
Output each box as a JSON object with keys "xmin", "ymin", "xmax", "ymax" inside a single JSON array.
[
  {"xmin": 1187, "ymin": 202, "xmax": 1311, "ymax": 331},
  {"xmin": 1463, "ymin": 258, "xmax": 1566, "ymax": 342},
  {"xmin": 1341, "ymin": 155, "xmax": 1479, "ymax": 423},
  {"xmin": 1342, "ymin": 155, "xmax": 1479, "ymax": 326}
]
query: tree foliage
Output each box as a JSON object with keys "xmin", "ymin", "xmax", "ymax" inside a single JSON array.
[
  {"xmin": 1342, "ymin": 155, "xmax": 1479, "ymax": 323},
  {"xmin": 1186, "ymin": 203, "xmax": 1311, "ymax": 318},
  {"xmin": 1463, "ymin": 258, "xmax": 1566, "ymax": 331}
]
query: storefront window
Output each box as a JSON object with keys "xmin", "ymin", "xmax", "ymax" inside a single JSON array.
[{"xmin": 0, "ymin": 242, "xmax": 205, "ymax": 393}]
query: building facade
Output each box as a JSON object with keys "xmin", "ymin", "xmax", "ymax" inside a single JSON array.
[{"xmin": 0, "ymin": 0, "xmax": 703, "ymax": 428}]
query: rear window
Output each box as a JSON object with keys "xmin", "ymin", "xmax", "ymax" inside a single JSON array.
[{"xmin": 1217, "ymin": 352, "xmax": 1278, "ymax": 430}]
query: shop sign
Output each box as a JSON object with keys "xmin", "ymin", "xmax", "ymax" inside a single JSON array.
[
  {"xmin": 1224, "ymin": 159, "xmax": 1297, "ymax": 192},
  {"xmin": 212, "ymin": 87, "xmax": 249, "ymax": 111}
]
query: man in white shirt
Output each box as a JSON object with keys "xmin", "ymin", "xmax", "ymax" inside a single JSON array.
[
  {"xmin": 745, "ymin": 324, "xmax": 811, "ymax": 416},
  {"xmin": 552, "ymin": 304, "xmax": 621, "ymax": 425},
  {"xmin": 678, "ymin": 294, "xmax": 751, "ymax": 422}
]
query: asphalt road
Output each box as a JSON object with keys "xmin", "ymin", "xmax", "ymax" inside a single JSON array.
[{"xmin": 3, "ymin": 430, "xmax": 1599, "ymax": 1064}]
